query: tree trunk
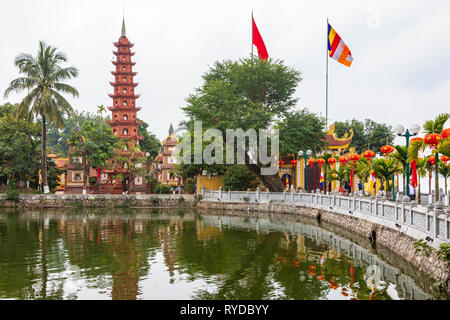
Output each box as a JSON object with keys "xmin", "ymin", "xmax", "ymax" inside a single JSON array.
[
  {"xmin": 418, "ymin": 175, "xmax": 421, "ymax": 204},
  {"xmin": 41, "ymin": 115, "xmax": 49, "ymax": 193},
  {"xmin": 402, "ymin": 169, "xmax": 405, "ymax": 196},
  {"xmin": 83, "ymin": 163, "xmax": 88, "ymax": 194},
  {"xmin": 247, "ymin": 163, "xmax": 284, "ymax": 192},
  {"xmin": 435, "ymin": 153, "xmax": 440, "ymax": 202}
]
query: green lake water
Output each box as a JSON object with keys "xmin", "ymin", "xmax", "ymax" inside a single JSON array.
[{"xmin": 0, "ymin": 208, "xmax": 443, "ymax": 300}]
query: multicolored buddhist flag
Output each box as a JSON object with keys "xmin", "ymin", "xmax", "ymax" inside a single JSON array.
[
  {"xmin": 320, "ymin": 169, "xmax": 324, "ymax": 187},
  {"xmin": 38, "ymin": 169, "xmax": 42, "ymax": 185},
  {"xmin": 369, "ymin": 170, "xmax": 376, "ymax": 192},
  {"xmin": 328, "ymin": 23, "xmax": 353, "ymax": 67}
]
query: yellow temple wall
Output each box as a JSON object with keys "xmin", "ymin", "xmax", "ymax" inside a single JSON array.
[{"xmin": 196, "ymin": 175, "xmax": 224, "ymax": 194}]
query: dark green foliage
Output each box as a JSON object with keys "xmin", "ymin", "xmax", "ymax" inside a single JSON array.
[
  {"xmin": 333, "ymin": 119, "xmax": 394, "ymax": 154},
  {"xmin": 223, "ymin": 165, "xmax": 259, "ymax": 191},
  {"xmin": 276, "ymin": 108, "xmax": 326, "ymax": 156},
  {"xmin": 184, "ymin": 178, "xmax": 195, "ymax": 194},
  {"xmin": 5, "ymin": 181, "xmax": 20, "ymax": 201},
  {"xmin": 89, "ymin": 177, "xmax": 97, "ymax": 185},
  {"xmin": 138, "ymin": 120, "xmax": 162, "ymax": 159},
  {"xmin": 154, "ymin": 184, "xmax": 170, "ymax": 194}
]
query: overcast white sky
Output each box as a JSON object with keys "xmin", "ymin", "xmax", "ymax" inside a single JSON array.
[{"xmin": 1, "ymin": 0, "xmax": 449, "ymax": 143}]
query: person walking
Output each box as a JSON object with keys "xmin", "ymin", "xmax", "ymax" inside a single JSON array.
[{"xmin": 409, "ymin": 183, "xmax": 416, "ymax": 201}]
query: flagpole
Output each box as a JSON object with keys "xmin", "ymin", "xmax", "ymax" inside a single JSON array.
[
  {"xmin": 251, "ymin": 11, "xmax": 254, "ymax": 57},
  {"xmin": 326, "ymin": 17, "xmax": 329, "ymax": 128}
]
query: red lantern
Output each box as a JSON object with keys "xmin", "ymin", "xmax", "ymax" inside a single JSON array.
[
  {"xmin": 350, "ymin": 154, "xmax": 360, "ymax": 165},
  {"xmin": 338, "ymin": 156, "xmax": 349, "ymax": 166},
  {"xmin": 441, "ymin": 128, "xmax": 450, "ymax": 139},
  {"xmin": 441, "ymin": 155, "xmax": 449, "ymax": 164},
  {"xmin": 291, "ymin": 159, "xmax": 298, "ymax": 166},
  {"xmin": 380, "ymin": 145, "xmax": 394, "ymax": 155},
  {"xmin": 307, "ymin": 158, "xmax": 315, "ymax": 167},
  {"xmin": 424, "ymin": 133, "xmax": 442, "ymax": 150},
  {"xmin": 279, "ymin": 160, "xmax": 284, "ymax": 166},
  {"xmin": 362, "ymin": 150, "xmax": 375, "ymax": 163},
  {"xmin": 410, "ymin": 137, "xmax": 424, "ymax": 143},
  {"xmin": 328, "ymin": 157, "xmax": 337, "ymax": 165},
  {"xmin": 316, "ymin": 158, "xmax": 326, "ymax": 167},
  {"xmin": 428, "ymin": 156, "xmax": 435, "ymax": 166}
]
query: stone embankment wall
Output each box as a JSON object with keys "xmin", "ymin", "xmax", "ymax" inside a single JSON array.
[
  {"xmin": 197, "ymin": 200, "xmax": 450, "ymax": 296},
  {"xmin": 0, "ymin": 194, "xmax": 197, "ymax": 208}
]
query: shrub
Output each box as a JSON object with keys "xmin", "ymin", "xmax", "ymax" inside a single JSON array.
[
  {"xmin": 5, "ymin": 182, "xmax": 20, "ymax": 202},
  {"xmin": 223, "ymin": 165, "xmax": 259, "ymax": 191},
  {"xmin": 184, "ymin": 178, "xmax": 195, "ymax": 194},
  {"xmin": 154, "ymin": 184, "xmax": 170, "ymax": 194},
  {"xmin": 150, "ymin": 196, "xmax": 161, "ymax": 204},
  {"xmin": 88, "ymin": 176, "xmax": 97, "ymax": 185},
  {"xmin": 438, "ymin": 243, "xmax": 450, "ymax": 263}
]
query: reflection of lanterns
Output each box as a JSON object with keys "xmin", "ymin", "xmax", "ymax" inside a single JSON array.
[
  {"xmin": 307, "ymin": 158, "xmax": 315, "ymax": 167},
  {"xmin": 316, "ymin": 158, "xmax": 326, "ymax": 167},
  {"xmin": 380, "ymin": 145, "xmax": 394, "ymax": 155},
  {"xmin": 424, "ymin": 133, "xmax": 442, "ymax": 150},
  {"xmin": 350, "ymin": 154, "xmax": 360, "ymax": 164},
  {"xmin": 428, "ymin": 156, "xmax": 435, "ymax": 166},
  {"xmin": 328, "ymin": 157, "xmax": 337, "ymax": 165},
  {"xmin": 441, "ymin": 128, "xmax": 450, "ymax": 139},
  {"xmin": 338, "ymin": 156, "xmax": 349, "ymax": 165},
  {"xmin": 441, "ymin": 155, "xmax": 449, "ymax": 164},
  {"xmin": 362, "ymin": 150, "xmax": 375, "ymax": 163},
  {"xmin": 291, "ymin": 159, "xmax": 298, "ymax": 166}
]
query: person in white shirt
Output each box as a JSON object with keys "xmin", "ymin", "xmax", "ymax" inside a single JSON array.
[{"xmin": 409, "ymin": 183, "xmax": 416, "ymax": 201}]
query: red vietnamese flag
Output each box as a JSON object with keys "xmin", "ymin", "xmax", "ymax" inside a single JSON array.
[{"xmin": 252, "ymin": 17, "xmax": 269, "ymax": 60}]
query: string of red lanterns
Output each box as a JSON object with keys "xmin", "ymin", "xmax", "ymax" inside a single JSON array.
[
  {"xmin": 424, "ymin": 133, "xmax": 442, "ymax": 150},
  {"xmin": 362, "ymin": 150, "xmax": 375, "ymax": 163}
]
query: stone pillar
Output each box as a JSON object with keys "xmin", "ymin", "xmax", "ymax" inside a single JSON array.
[
  {"xmin": 256, "ymin": 187, "xmax": 260, "ymax": 202},
  {"xmin": 201, "ymin": 186, "xmax": 205, "ymax": 197},
  {"xmin": 434, "ymin": 201, "xmax": 445, "ymax": 238},
  {"xmin": 426, "ymin": 202, "xmax": 433, "ymax": 233},
  {"xmin": 283, "ymin": 190, "xmax": 287, "ymax": 202},
  {"xmin": 402, "ymin": 195, "xmax": 410, "ymax": 223},
  {"xmin": 317, "ymin": 189, "xmax": 321, "ymax": 205},
  {"xmin": 266, "ymin": 188, "xmax": 269, "ymax": 200},
  {"xmin": 229, "ymin": 189, "xmax": 232, "ymax": 199},
  {"xmin": 375, "ymin": 192, "xmax": 381, "ymax": 216},
  {"xmin": 219, "ymin": 186, "xmax": 222, "ymax": 199}
]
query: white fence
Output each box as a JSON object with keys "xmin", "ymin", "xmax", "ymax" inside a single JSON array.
[{"xmin": 201, "ymin": 187, "xmax": 450, "ymax": 245}]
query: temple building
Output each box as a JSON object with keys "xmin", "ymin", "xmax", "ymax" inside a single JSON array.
[{"xmin": 151, "ymin": 124, "xmax": 183, "ymax": 187}]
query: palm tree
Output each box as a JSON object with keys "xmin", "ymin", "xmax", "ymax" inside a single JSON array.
[
  {"xmin": 409, "ymin": 113, "xmax": 449, "ymax": 202},
  {"xmin": 328, "ymin": 163, "xmax": 350, "ymax": 193},
  {"xmin": 373, "ymin": 158, "xmax": 399, "ymax": 199},
  {"xmin": 97, "ymin": 105, "xmax": 106, "ymax": 119},
  {"xmin": 439, "ymin": 162, "xmax": 450, "ymax": 194},
  {"xmin": 4, "ymin": 41, "xmax": 78, "ymax": 193},
  {"xmin": 354, "ymin": 159, "xmax": 371, "ymax": 195},
  {"xmin": 416, "ymin": 157, "xmax": 428, "ymax": 204},
  {"xmin": 390, "ymin": 145, "xmax": 407, "ymax": 192}
]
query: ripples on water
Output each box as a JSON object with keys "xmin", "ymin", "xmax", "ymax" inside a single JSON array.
[{"xmin": 0, "ymin": 208, "xmax": 440, "ymax": 300}]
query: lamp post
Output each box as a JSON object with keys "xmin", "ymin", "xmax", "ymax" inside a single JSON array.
[
  {"xmin": 145, "ymin": 152, "xmax": 150, "ymax": 194},
  {"xmin": 298, "ymin": 150, "xmax": 313, "ymax": 192},
  {"xmin": 394, "ymin": 124, "xmax": 420, "ymax": 196}
]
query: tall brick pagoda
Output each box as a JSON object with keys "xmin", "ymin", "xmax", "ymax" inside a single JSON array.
[
  {"xmin": 102, "ymin": 18, "xmax": 146, "ymax": 194},
  {"xmin": 106, "ymin": 18, "xmax": 143, "ymax": 147}
]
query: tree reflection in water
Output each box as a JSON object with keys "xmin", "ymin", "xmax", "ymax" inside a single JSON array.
[{"xmin": 0, "ymin": 208, "xmax": 439, "ymax": 300}]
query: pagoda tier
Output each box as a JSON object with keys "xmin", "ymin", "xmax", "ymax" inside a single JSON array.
[
  {"xmin": 113, "ymin": 50, "xmax": 135, "ymax": 56},
  {"xmin": 106, "ymin": 119, "xmax": 143, "ymax": 126},
  {"xmin": 111, "ymin": 71, "xmax": 137, "ymax": 76},
  {"xmin": 112, "ymin": 61, "xmax": 136, "ymax": 66},
  {"xmin": 113, "ymin": 41, "xmax": 134, "ymax": 48},
  {"xmin": 110, "ymin": 81, "xmax": 138, "ymax": 87},
  {"xmin": 108, "ymin": 106, "xmax": 142, "ymax": 112},
  {"xmin": 108, "ymin": 93, "xmax": 141, "ymax": 99}
]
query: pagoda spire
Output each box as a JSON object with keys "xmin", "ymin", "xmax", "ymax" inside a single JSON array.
[
  {"xmin": 121, "ymin": 17, "xmax": 126, "ymax": 37},
  {"xmin": 169, "ymin": 123, "xmax": 174, "ymax": 135}
]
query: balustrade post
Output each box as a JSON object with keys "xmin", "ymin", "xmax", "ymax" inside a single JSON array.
[
  {"xmin": 219, "ymin": 186, "xmax": 222, "ymax": 199},
  {"xmin": 434, "ymin": 201, "xmax": 445, "ymax": 238},
  {"xmin": 266, "ymin": 189, "xmax": 269, "ymax": 200},
  {"xmin": 426, "ymin": 202, "xmax": 434, "ymax": 233},
  {"xmin": 291, "ymin": 189, "xmax": 294, "ymax": 203},
  {"xmin": 229, "ymin": 188, "xmax": 231, "ymax": 199},
  {"xmin": 256, "ymin": 187, "xmax": 260, "ymax": 202},
  {"xmin": 201, "ymin": 186, "xmax": 205, "ymax": 197},
  {"xmin": 375, "ymin": 192, "xmax": 381, "ymax": 216},
  {"xmin": 402, "ymin": 195, "xmax": 410, "ymax": 223},
  {"xmin": 317, "ymin": 189, "xmax": 321, "ymax": 205}
]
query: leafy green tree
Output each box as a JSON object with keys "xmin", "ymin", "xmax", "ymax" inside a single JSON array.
[
  {"xmin": 182, "ymin": 58, "xmax": 301, "ymax": 191},
  {"xmin": 334, "ymin": 119, "xmax": 394, "ymax": 154},
  {"xmin": 328, "ymin": 163, "xmax": 350, "ymax": 193},
  {"xmin": 354, "ymin": 159, "xmax": 372, "ymax": 194},
  {"xmin": 416, "ymin": 157, "xmax": 428, "ymax": 204},
  {"xmin": 4, "ymin": 41, "xmax": 79, "ymax": 193},
  {"xmin": 276, "ymin": 108, "xmax": 325, "ymax": 156},
  {"xmin": 138, "ymin": 119, "xmax": 162, "ymax": 159},
  {"xmin": 0, "ymin": 112, "xmax": 41, "ymax": 185},
  {"xmin": 68, "ymin": 120, "xmax": 119, "ymax": 193},
  {"xmin": 223, "ymin": 165, "xmax": 259, "ymax": 191}
]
